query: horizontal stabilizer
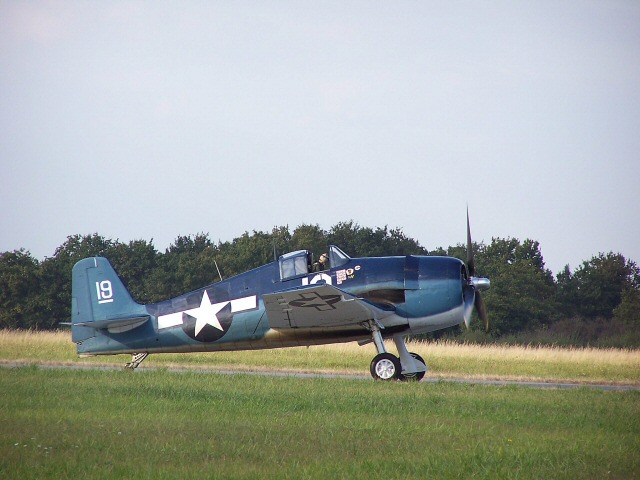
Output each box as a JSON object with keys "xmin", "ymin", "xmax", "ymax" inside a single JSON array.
[{"xmin": 74, "ymin": 315, "xmax": 150, "ymax": 333}]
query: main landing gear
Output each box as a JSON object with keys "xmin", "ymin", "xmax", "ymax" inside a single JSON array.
[{"xmin": 367, "ymin": 323, "xmax": 427, "ymax": 382}]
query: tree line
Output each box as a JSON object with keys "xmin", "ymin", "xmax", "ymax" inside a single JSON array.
[{"xmin": 1, "ymin": 222, "xmax": 638, "ymax": 347}]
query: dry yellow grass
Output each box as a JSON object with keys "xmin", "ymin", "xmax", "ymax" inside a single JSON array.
[
  {"xmin": 314, "ymin": 340, "xmax": 640, "ymax": 384},
  {"xmin": 1, "ymin": 329, "xmax": 638, "ymax": 384},
  {"xmin": 383, "ymin": 339, "xmax": 639, "ymax": 366}
]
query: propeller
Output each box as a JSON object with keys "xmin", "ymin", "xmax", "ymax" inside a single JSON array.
[{"xmin": 463, "ymin": 208, "xmax": 490, "ymax": 331}]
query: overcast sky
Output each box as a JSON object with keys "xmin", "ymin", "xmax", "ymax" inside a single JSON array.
[{"xmin": 1, "ymin": 1, "xmax": 638, "ymax": 275}]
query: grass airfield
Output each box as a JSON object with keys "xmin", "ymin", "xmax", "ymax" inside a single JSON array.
[
  {"xmin": 1, "ymin": 330, "xmax": 639, "ymax": 479},
  {"xmin": 2, "ymin": 330, "xmax": 638, "ymax": 385}
]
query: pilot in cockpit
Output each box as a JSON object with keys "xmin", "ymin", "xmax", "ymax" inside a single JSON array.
[{"xmin": 312, "ymin": 253, "xmax": 329, "ymax": 272}]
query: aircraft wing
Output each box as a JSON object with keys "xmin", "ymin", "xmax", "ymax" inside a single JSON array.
[{"xmin": 263, "ymin": 284, "xmax": 395, "ymax": 329}]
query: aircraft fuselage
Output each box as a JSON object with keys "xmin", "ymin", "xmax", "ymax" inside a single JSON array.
[{"xmin": 73, "ymin": 251, "xmax": 467, "ymax": 356}]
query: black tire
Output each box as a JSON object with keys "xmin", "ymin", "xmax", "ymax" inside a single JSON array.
[
  {"xmin": 370, "ymin": 353, "xmax": 401, "ymax": 381},
  {"xmin": 398, "ymin": 352, "xmax": 426, "ymax": 382}
]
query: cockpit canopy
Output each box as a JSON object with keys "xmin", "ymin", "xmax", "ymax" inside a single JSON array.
[
  {"xmin": 278, "ymin": 250, "xmax": 310, "ymax": 280},
  {"xmin": 278, "ymin": 245, "xmax": 350, "ymax": 281}
]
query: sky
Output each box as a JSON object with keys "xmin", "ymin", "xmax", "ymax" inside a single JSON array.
[{"xmin": 1, "ymin": 1, "xmax": 639, "ymax": 275}]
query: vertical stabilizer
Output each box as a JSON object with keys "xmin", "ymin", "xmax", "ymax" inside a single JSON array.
[{"xmin": 71, "ymin": 257, "xmax": 147, "ymax": 344}]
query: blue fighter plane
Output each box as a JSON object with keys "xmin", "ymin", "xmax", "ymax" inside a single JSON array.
[{"xmin": 70, "ymin": 214, "xmax": 489, "ymax": 381}]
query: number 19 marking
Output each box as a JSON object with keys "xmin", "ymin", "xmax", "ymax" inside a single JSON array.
[{"xmin": 96, "ymin": 281, "xmax": 114, "ymax": 304}]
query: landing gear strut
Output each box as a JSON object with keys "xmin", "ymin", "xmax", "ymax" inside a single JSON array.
[
  {"xmin": 393, "ymin": 335, "xmax": 427, "ymax": 382},
  {"xmin": 366, "ymin": 323, "xmax": 427, "ymax": 381},
  {"xmin": 398, "ymin": 352, "xmax": 427, "ymax": 382},
  {"xmin": 124, "ymin": 352, "xmax": 149, "ymax": 370}
]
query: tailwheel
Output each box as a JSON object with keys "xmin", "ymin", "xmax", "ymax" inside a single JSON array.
[
  {"xmin": 124, "ymin": 352, "xmax": 149, "ymax": 370},
  {"xmin": 370, "ymin": 353, "xmax": 401, "ymax": 381},
  {"xmin": 398, "ymin": 353, "xmax": 426, "ymax": 382}
]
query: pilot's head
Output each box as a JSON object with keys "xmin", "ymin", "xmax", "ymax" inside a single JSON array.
[{"xmin": 319, "ymin": 253, "xmax": 328, "ymax": 264}]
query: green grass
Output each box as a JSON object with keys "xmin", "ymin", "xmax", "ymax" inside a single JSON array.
[{"xmin": 1, "ymin": 367, "xmax": 638, "ymax": 479}]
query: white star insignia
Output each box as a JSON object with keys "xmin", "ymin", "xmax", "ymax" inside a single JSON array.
[
  {"xmin": 184, "ymin": 291, "xmax": 228, "ymax": 336},
  {"xmin": 157, "ymin": 294, "xmax": 257, "ymax": 332}
]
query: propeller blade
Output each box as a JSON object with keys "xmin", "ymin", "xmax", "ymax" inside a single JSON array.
[
  {"xmin": 466, "ymin": 207, "xmax": 475, "ymax": 277},
  {"xmin": 475, "ymin": 291, "xmax": 489, "ymax": 331},
  {"xmin": 463, "ymin": 208, "xmax": 490, "ymax": 331}
]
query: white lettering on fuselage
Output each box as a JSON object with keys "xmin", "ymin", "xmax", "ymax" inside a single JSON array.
[{"xmin": 301, "ymin": 273, "xmax": 332, "ymax": 286}]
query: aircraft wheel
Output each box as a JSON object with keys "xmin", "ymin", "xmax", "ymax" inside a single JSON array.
[
  {"xmin": 370, "ymin": 353, "xmax": 401, "ymax": 381},
  {"xmin": 398, "ymin": 352, "xmax": 426, "ymax": 382}
]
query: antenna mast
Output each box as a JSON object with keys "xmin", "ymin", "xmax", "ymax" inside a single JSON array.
[{"xmin": 214, "ymin": 259, "xmax": 223, "ymax": 282}]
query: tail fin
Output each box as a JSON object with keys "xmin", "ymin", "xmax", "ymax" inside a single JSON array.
[{"xmin": 71, "ymin": 257, "xmax": 149, "ymax": 344}]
